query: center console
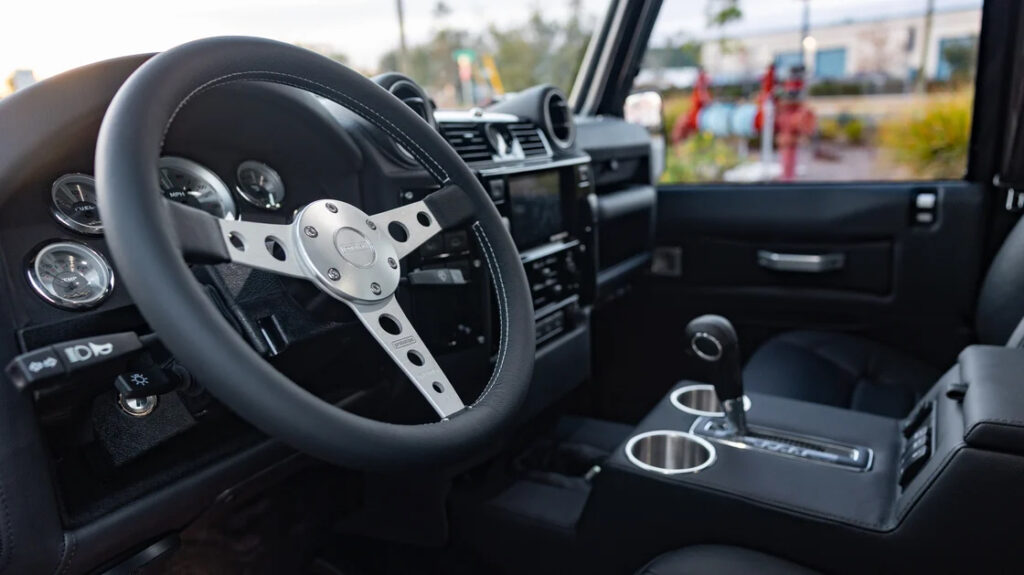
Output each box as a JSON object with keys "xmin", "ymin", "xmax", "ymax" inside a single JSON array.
[{"xmin": 569, "ymin": 329, "xmax": 1024, "ymax": 573}]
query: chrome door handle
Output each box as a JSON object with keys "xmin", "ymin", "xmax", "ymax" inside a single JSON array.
[{"xmin": 757, "ymin": 250, "xmax": 845, "ymax": 273}]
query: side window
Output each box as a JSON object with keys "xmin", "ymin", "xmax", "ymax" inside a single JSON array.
[{"xmin": 628, "ymin": 1, "xmax": 983, "ymax": 184}]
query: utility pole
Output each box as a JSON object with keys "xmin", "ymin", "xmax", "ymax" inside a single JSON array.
[
  {"xmin": 395, "ymin": 0, "xmax": 408, "ymax": 74},
  {"xmin": 799, "ymin": 0, "xmax": 811, "ymax": 67},
  {"xmin": 916, "ymin": 0, "xmax": 935, "ymax": 93}
]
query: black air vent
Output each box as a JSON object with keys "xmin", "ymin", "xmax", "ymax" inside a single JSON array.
[
  {"xmin": 388, "ymin": 80, "xmax": 434, "ymax": 127},
  {"xmin": 544, "ymin": 91, "xmax": 574, "ymax": 148},
  {"xmin": 439, "ymin": 123, "xmax": 493, "ymax": 163},
  {"xmin": 508, "ymin": 122, "xmax": 548, "ymax": 157}
]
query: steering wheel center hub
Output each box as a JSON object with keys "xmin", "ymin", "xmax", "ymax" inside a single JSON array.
[
  {"xmin": 294, "ymin": 200, "xmax": 400, "ymax": 303},
  {"xmin": 334, "ymin": 227, "xmax": 376, "ymax": 268}
]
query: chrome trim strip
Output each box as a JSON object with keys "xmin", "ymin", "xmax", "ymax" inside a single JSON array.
[{"xmin": 478, "ymin": 155, "xmax": 591, "ymax": 177}]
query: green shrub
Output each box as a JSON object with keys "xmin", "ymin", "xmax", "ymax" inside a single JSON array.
[
  {"xmin": 879, "ymin": 93, "xmax": 972, "ymax": 179},
  {"xmin": 842, "ymin": 117, "xmax": 866, "ymax": 146},
  {"xmin": 662, "ymin": 132, "xmax": 740, "ymax": 183},
  {"xmin": 662, "ymin": 93, "xmax": 691, "ymax": 140},
  {"xmin": 818, "ymin": 117, "xmax": 840, "ymax": 141}
]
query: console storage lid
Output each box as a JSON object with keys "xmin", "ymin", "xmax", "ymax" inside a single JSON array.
[{"xmin": 960, "ymin": 345, "xmax": 1024, "ymax": 455}]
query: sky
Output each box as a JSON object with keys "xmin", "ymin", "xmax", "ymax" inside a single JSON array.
[{"xmin": 1, "ymin": 0, "xmax": 984, "ymax": 82}]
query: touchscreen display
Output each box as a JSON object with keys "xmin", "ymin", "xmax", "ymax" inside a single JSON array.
[{"xmin": 508, "ymin": 170, "xmax": 562, "ymax": 250}]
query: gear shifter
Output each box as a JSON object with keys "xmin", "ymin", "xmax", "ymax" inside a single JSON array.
[{"xmin": 685, "ymin": 315, "xmax": 746, "ymax": 436}]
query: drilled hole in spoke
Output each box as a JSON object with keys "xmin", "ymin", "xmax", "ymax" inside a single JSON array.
[
  {"xmin": 378, "ymin": 313, "xmax": 402, "ymax": 335},
  {"xmin": 416, "ymin": 211, "xmax": 432, "ymax": 227},
  {"xmin": 265, "ymin": 236, "xmax": 286, "ymax": 261},
  {"xmin": 407, "ymin": 350, "xmax": 425, "ymax": 366},
  {"xmin": 228, "ymin": 232, "xmax": 246, "ymax": 251},
  {"xmin": 388, "ymin": 222, "xmax": 409, "ymax": 243},
  {"xmin": 432, "ymin": 382, "xmax": 445, "ymax": 394}
]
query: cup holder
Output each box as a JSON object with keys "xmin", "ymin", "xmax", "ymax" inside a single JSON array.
[
  {"xmin": 624, "ymin": 430, "xmax": 716, "ymax": 475},
  {"xmin": 670, "ymin": 384, "xmax": 751, "ymax": 417}
]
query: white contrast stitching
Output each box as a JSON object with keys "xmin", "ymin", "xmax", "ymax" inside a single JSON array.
[{"xmin": 471, "ymin": 223, "xmax": 509, "ymax": 406}]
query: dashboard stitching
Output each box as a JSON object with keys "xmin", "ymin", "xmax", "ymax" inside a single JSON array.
[
  {"xmin": 159, "ymin": 70, "xmax": 449, "ymax": 182},
  {"xmin": 470, "ymin": 223, "xmax": 508, "ymax": 407},
  {"xmin": 58, "ymin": 532, "xmax": 76, "ymax": 575},
  {"xmin": 0, "ymin": 476, "xmax": 10, "ymax": 572}
]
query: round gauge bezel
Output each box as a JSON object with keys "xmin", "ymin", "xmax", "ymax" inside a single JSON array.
[
  {"xmin": 158, "ymin": 156, "xmax": 238, "ymax": 220},
  {"xmin": 27, "ymin": 241, "xmax": 115, "ymax": 310},
  {"xmin": 235, "ymin": 160, "xmax": 286, "ymax": 211},
  {"xmin": 50, "ymin": 173, "xmax": 103, "ymax": 235}
]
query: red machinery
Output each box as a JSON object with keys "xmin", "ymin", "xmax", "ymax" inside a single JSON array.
[{"xmin": 671, "ymin": 63, "xmax": 815, "ymax": 181}]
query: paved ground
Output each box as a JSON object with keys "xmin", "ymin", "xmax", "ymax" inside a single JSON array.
[{"xmin": 735, "ymin": 144, "xmax": 911, "ymax": 182}]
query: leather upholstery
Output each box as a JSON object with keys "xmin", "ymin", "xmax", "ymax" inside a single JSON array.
[
  {"xmin": 976, "ymin": 214, "xmax": 1024, "ymax": 346},
  {"xmin": 745, "ymin": 331, "xmax": 940, "ymax": 418},
  {"xmin": 636, "ymin": 545, "xmax": 818, "ymax": 575},
  {"xmin": 745, "ymin": 213, "xmax": 1024, "ymax": 416}
]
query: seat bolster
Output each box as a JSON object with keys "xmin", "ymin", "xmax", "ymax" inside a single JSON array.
[
  {"xmin": 744, "ymin": 331, "xmax": 941, "ymax": 418},
  {"xmin": 637, "ymin": 545, "xmax": 818, "ymax": 575}
]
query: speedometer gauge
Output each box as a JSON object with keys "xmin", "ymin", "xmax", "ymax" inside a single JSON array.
[
  {"xmin": 158, "ymin": 156, "xmax": 237, "ymax": 219},
  {"xmin": 51, "ymin": 174, "xmax": 102, "ymax": 235},
  {"xmin": 28, "ymin": 241, "xmax": 114, "ymax": 310}
]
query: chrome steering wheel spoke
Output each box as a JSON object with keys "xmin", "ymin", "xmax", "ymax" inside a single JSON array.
[
  {"xmin": 169, "ymin": 198, "xmax": 467, "ymax": 419},
  {"xmin": 347, "ymin": 296, "xmax": 465, "ymax": 418},
  {"xmin": 218, "ymin": 217, "xmax": 307, "ymax": 278},
  {"xmin": 369, "ymin": 200, "xmax": 444, "ymax": 260}
]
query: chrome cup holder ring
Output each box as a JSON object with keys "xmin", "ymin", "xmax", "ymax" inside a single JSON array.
[{"xmin": 670, "ymin": 384, "xmax": 751, "ymax": 417}]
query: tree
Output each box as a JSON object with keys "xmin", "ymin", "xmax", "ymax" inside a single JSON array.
[
  {"xmin": 941, "ymin": 38, "xmax": 978, "ymax": 87},
  {"xmin": 381, "ymin": 1, "xmax": 594, "ymax": 103},
  {"xmin": 706, "ymin": 0, "xmax": 742, "ymax": 28}
]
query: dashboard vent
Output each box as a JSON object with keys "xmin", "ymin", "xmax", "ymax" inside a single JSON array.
[
  {"xmin": 439, "ymin": 122, "xmax": 493, "ymax": 163},
  {"xmin": 508, "ymin": 122, "xmax": 549, "ymax": 157},
  {"xmin": 386, "ymin": 79, "xmax": 435, "ymax": 128},
  {"xmin": 543, "ymin": 90, "xmax": 575, "ymax": 149}
]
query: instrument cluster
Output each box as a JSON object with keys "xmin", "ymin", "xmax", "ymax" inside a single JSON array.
[{"xmin": 34, "ymin": 156, "xmax": 287, "ymax": 310}]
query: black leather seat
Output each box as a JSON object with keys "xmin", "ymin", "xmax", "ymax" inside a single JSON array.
[
  {"xmin": 637, "ymin": 545, "xmax": 818, "ymax": 575},
  {"xmin": 745, "ymin": 331, "xmax": 941, "ymax": 417},
  {"xmin": 744, "ymin": 214, "xmax": 1024, "ymax": 418}
]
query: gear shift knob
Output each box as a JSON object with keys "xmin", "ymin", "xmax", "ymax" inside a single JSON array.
[{"xmin": 685, "ymin": 314, "xmax": 746, "ymax": 435}]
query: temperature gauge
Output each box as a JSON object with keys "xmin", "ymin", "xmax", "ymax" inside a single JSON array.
[
  {"xmin": 28, "ymin": 241, "xmax": 114, "ymax": 310},
  {"xmin": 235, "ymin": 160, "xmax": 286, "ymax": 210},
  {"xmin": 51, "ymin": 174, "xmax": 102, "ymax": 235}
]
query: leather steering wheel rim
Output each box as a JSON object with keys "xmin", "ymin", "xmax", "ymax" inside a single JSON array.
[{"xmin": 95, "ymin": 36, "xmax": 535, "ymax": 471}]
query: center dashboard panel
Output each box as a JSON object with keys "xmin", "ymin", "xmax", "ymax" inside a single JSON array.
[{"xmin": 0, "ymin": 60, "xmax": 606, "ymax": 551}]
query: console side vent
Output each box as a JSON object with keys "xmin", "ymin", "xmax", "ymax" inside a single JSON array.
[
  {"xmin": 439, "ymin": 122, "xmax": 493, "ymax": 163},
  {"xmin": 508, "ymin": 122, "xmax": 549, "ymax": 157}
]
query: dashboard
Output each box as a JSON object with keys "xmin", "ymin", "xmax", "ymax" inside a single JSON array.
[{"xmin": 0, "ymin": 52, "xmax": 628, "ymax": 567}]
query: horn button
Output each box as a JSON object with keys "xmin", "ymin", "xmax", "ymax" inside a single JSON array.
[
  {"xmin": 334, "ymin": 228, "xmax": 376, "ymax": 268},
  {"xmin": 294, "ymin": 200, "xmax": 401, "ymax": 303}
]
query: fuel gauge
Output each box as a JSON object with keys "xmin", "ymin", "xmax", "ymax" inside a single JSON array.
[
  {"xmin": 51, "ymin": 174, "xmax": 102, "ymax": 235},
  {"xmin": 235, "ymin": 160, "xmax": 286, "ymax": 210}
]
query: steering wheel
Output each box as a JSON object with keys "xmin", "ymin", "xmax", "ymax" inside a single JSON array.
[{"xmin": 94, "ymin": 37, "xmax": 535, "ymax": 470}]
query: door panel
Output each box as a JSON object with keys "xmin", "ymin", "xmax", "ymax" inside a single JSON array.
[
  {"xmin": 656, "ymin": 181, "xmax": 985, "ymax": 359},
  {"xmin": 594, "ymin": 181, "xmax": 985, "ymax": 421}
]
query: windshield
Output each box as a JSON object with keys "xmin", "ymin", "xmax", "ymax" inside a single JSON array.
[{"xmin": 1, "ymin": 1, "xmax": 603, "ymax": 108}]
